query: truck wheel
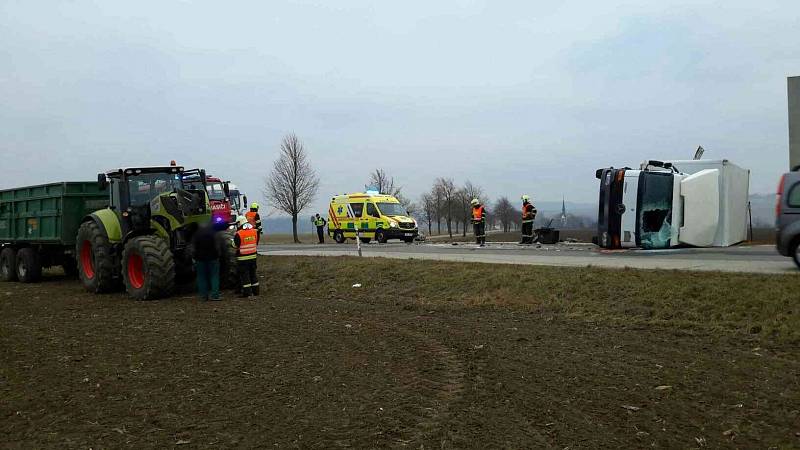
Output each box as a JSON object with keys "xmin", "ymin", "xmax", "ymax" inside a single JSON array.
[
  {"xmin": 217, "ymin": 229, "xmax": 239, "ymax": 289},
  {"xmin": 15, "ymin": 248, "xmax": 42, "ymax": 283},
  {"xmin": 122, "ymin": 236, "xmax": 176, "ymax": 300},
  {"xmin": 792, "ymin": 240, "xmax": 800, "ymax": 269},
  {"xmin": 333, "ymin": 230, "xmax": 345, "ymax": 244},
  {"xmin": 76, "ymin": 221, "xmax": 119, "ymax": 293},
  {"xmin": 375, "ymin": 229, "xmax": 387, "ymax": 244},
  {"xmin": 0, "ymin": 248, "xmax": 17, "ymax": 282}
]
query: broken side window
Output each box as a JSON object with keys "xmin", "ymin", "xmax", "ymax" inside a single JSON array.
[{"xmin": 637, "ymin": 172, "xmax": 674, "ymax": 249}]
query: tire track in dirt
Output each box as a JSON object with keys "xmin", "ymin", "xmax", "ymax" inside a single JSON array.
[{"xmin": 317, "ymin": 313, "xmax": 467, "ymax": 448}]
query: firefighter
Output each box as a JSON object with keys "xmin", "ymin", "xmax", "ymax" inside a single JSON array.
[
  {"xmin": 245, "ymin": 202, "xmax": 263, "ymax": 235},
  {"xmin": 314, "ymin": 213, "xmax": 327, "ymax": 244},
  {"xmin": 232, "ymin": 216, "xmax": 260, "ymax": 297},
  {"xmin": 520, "ymin": 195, "xmax": 538, "ymax": 244},
  {"xmin": 471, "ymin": 198, "xmax": 487, "ymax": 246}
]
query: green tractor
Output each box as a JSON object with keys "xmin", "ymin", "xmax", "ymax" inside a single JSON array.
[{"xmin": 76, "ymin": 165, "xmax": 237, "ymax": 300}]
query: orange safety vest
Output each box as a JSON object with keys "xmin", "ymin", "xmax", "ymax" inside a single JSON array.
[
  {"xmin": 522, "ymin": 203, "xmax": 535, "ymax": 221},
  {"xmin": 472, "ymin": 205, "xmax": 485, "ymax": 222},
  {"xmin": 245, "ymin": 211, "xmax": 259, "ymax": 227},
  {"xmin": 236, "ymin": 228, "xmax": 258, "ymax": 260}
]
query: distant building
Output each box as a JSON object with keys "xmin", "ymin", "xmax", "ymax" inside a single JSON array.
[{"xmin": 560, "ymin": 197, "xmax": 567, "ymax": 227}]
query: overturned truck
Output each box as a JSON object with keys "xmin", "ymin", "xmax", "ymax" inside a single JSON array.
[{"xmin": 596, "ymin": 159, "xmax": 750, "ymax": 249}]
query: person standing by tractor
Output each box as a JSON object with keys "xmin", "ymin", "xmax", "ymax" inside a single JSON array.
[
  {"xmin": 192, "ymin": 220, "xmax": 223, "ymax": 301},
  {"xmin": 246, "ymin": 202, "xmax": 263, "ymax": 236},
  {"xmin": 314, "ymin": 213, "xmax": 327, "ymax": 244},
  {"xmin": 232, "ymin": 216, "xmax": 260, "ymax": 298},
  {"xmin": 520, "ymin": 195, "xmax": 538, "ymax": 244},
  {"xmin": 471, "ymin": 198, "xmax": 487, "ymax": 247}
]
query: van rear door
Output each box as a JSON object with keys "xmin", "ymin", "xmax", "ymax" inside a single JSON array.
[{"xmin": 678, "ymin": 169, "xmax": 720, "ymax": 247}]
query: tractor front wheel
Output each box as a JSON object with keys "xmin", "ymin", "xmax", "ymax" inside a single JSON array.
[
  {"xmin": 122, "ymin": 236, "xmax": 176, "ymax": 300},
  {"xmin": 76, "ymin": 221, "xmax": 119, "ymax": 293}
]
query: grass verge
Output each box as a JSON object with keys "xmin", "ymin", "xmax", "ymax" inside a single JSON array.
[{"xmin": 268, "ymin": 255, "xmax": 798, "ymax": 344}]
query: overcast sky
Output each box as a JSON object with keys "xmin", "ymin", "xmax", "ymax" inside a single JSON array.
[{"xmin": 1, "ymin": 0, "xmax": 797, "ymax": 217}]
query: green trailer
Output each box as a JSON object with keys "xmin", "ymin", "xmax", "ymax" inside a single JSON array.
[{"xmin": 0, "ymin": 182, "xmax": 108, "ymax": 282}]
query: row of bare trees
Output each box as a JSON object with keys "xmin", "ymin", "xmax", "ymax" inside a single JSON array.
[{"xmin": 261, "ymin": 133, "xmax": 594, "ymax": 243}]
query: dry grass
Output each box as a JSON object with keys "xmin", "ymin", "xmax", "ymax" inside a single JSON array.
[{"xmin": 271, "ymin": 256, "xmax": 799, "ymax": 344}]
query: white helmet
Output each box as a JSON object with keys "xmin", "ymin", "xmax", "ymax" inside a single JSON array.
[
  {"xmin": 236, "ymin": 216, "xmax": 249, "ymax": 228},
  {"xmin": 471, "ymin": 198, "xmax": 480, "ymax": 206},
  {"xmin": 521, "ymin": 194, "xmax": 530, "ymax": 201}
]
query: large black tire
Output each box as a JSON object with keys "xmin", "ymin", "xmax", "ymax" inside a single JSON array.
[
  {"xmin": 792, "ymin": 239, "xmax": 800, "ymax": 270},
  {"xmin": 217, "ymin": 229, "xmax": 239, "ymax": 289},
  {"xmin": 333, "ymin": 230, "xmax": 345, "ymax": 244},
  {"xmin": 122, "ymin": 235, "xmax": 176, "ymax": 301},
  {"xmin": 15, "ymin": 247, "xmax": 42, "ymax": 283},
  {"xmin": 375, "ymin": 229, "xmax": 387, "ymax": 244},
  {"xmin": 76, "ymin": 221, "xmax": 119, "ymax": 293},
  {"xmin": 0, "ymin": 247, "xmax": 17, "ymax": 282}
]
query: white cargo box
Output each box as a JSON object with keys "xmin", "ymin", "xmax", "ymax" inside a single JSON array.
[{"xmin": 665, "ymin": 159, "xmax": 750, "ymax": 246}]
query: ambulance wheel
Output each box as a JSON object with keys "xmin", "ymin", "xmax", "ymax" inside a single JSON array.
[
  {"xmin": 375, "ymin": 229, "xmax": 388, "ymax": 244},
  {"xmin": 333, "ymin": 230, "xmax": 345, "ymax": 244}
]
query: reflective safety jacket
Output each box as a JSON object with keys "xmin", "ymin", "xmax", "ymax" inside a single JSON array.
[
  {"xmin": 314, "ymin": 217, "xmax": 326, "ymax": 227},
  {"xmin": 522, "ymin": 202, "xmax": 537, "ymax": 223},
  {"xmin": 471, "ymin": 205, "xmax": 486, "ymax": 224},
  {"xmin": 246, "ymin": 211, "xmax": 262, "ymax": 233},
  {"xmin": 233, "ymin": 228, "xmax": 259, "ymax": 261}
]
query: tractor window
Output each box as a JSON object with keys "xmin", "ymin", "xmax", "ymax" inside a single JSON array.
[
  {"xmin": 377, "ymin": 202, "xmax": 407, "ymax": 217},
  {"xmin": 349, "ymin": 202, "xmax": 364, "ymax": 218},
  {"xmin": 127, "ymin": 173, "xmax": 182, "ymax": 206},
  {"xmin": 206, "ymin": 183, "xmax": 227, "ymax": 201},
  {"xmin": 229, "ymin": 191, "xmax": 241, "ymax": 210},
  {"xmin": 366, "ymin": 203, "xmax": 380, "ymax": 218}
]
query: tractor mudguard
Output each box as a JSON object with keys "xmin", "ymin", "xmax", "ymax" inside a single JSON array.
[{"xmin": 85, "ymin": 209, "xmax": 123, "ymax": 243}]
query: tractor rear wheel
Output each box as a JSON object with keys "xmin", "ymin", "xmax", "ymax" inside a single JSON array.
[
  {"xmin": 122, "ymin": 235, "xmax": 176, "ymax": 300},
  {"xmin": 16, "ymin": 248, "xmax": 42, "ymax": 283},
  {"xmin": 0, "ymin": 247, "xmax": 18, "ymax": 282},
  {"xmin": 76, "ymin": 221, "xmax": 119, "ymax": 293},
  {"xmin": 217, "ymin": 229, "xmax": 239, "ymax": 289}
]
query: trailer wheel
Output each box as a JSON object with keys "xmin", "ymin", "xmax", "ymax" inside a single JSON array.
[
  {"xmin": 0, "ymin": 248, "xmax": 17, "ymax": 282},
  {"xmin": 217, "ymin": 229, "xmax": 239, "ymax": 289},
  {"xmin": 333, "ymin": 230, "xmax": 345, "ymax": 244},
  {"xmin": 76, "ymin": 221, "xmax": 119, "ymax": 293},
  {"xmin": 15, "ymin": 248, "xmax": 42, "ymax": 283},
  {"xmin": 122, "ymin": 235, "xmax": 175, "ymax": 300}
]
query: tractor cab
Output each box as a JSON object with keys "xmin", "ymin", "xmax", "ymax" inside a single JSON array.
[{"xmin": 97, "ymin": 166, "xmax": 211, "ymax": 246}]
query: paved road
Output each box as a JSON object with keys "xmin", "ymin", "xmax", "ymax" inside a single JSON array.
[{"xmin": 259, "ymin": 241, "xmax": 798, "ymax": 274}]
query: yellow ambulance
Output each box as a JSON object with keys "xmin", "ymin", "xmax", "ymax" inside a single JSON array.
[{"xmin": 328, "ymin": 192, "xmax": 418, "ymax": 243}]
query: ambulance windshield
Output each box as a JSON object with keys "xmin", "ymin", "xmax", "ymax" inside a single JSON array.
[{"xmin": 377, "ymin": 202, "xmax": 407, "ymax": 217}]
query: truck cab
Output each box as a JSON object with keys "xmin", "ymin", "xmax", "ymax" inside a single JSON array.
[{"xmin": 596, "ymin": 161, "xmax": 720, "ymax": 249}]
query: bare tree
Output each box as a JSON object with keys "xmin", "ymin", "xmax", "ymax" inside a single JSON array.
[
  {"xmin": 494, "ymin": 197, "xmax": 515, "ymax": 233},
  {"xmin": 434, "ymin": 177, "xmax": 457, "ymax": 238},
  {"xmin": 264, "ymin": 133, "xmax": 320, "ymax": 243},
  {"xmin": 431, "ymin": 184, "xmax": 443, "ymax": 235},
  {"xmin": 368, "ymin": 168, "xmax": 402, "ymax": 196},
  {"xmin": 420, "ymin": 192, "xmax": 436, "ymax": 235}
]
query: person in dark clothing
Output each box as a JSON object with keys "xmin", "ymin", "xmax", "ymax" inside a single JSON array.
[
  {"xmin": 314, "ymin": 213, "xmax": 327, "ymax": 243},
  {"xmin": 192, "ymin": 221, "xmax": 222, "ymax": 301}
]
